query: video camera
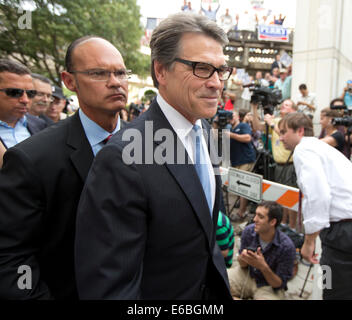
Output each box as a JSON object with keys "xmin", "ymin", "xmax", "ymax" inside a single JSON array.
[
  {"xmin": 249, "ymin": 85, "xmax": 282, "ymax": 115},
  {"xmin": 330, "ymin": 101, "xmax": 352, "ymax": 128},
  {"xmin": 216, "ymin": 108, "xmax": 233, "ymax": 129}
]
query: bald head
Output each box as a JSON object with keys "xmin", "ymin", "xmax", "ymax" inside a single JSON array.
[{"xmin": 65, "ymin": 36, "xmax": 122, "ymax": 72}]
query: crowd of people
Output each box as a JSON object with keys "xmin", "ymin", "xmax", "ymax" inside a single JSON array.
[
  {"xmin": 181, "ymin": 0, "xmax": 287, "ymax": 33},
  {"xmin": 0, "ymin": 10, "xmax": 351, "ymax": 301}
]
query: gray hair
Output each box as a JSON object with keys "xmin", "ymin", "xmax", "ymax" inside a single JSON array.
[
  {"xmin": 31, "ymin": 73, "xmax": 52, "ymax": 85},
  {"xmin": 149, "ymin": 13, "xmax": 229, "ymax": 88}
]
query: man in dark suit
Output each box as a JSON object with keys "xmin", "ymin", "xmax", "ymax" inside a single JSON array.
[
  {"xmin": 0, "ymin": 59, "xmax": 46, "ymax": 149},
  {"xmin": 75, "ymin": 13, "xmax": 233, "ymax": 299},
  {"xmin": 0, "ymin": 36, "xmax": 128, "ymax": 299}
]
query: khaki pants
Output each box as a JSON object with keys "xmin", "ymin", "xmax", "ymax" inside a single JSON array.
[{"xmin": 227, "ymin": 265, "xmax": 285, "ymax": 300}]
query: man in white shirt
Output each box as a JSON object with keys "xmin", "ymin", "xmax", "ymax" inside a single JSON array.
[
  {"xmin": 278, "ymin": 112, "xmax": 352, "ymax": 300},
  {"xmin": 296, "ymin": 83, "xmax": 316, "ymax": 119}
]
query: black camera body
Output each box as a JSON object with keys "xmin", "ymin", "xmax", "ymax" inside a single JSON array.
[
  {"xmin": 250, "ymin": 85, "xmax": 282, "ymax": 115},
  {"xmin": 330, "ymin": 103, "xmax": 352, "ymax": 127},
  {"xmin": 216, "ymin": 108, "xmax": 233, "ymax": 129},
  {"xmin": 332, "ymin": 117, "xmax": 352, "ymax": 127}
]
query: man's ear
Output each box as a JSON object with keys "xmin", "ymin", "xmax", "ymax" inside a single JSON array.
[
  {"xmin": 154, "ymin": 60, "xmax": 168, "ymax": 87},
  {"xmin": 270, "ymin": 218, "xmax": 277, "ymax": 228},
  {"xmin": 298, "ymin": 126, "xmax": 305, "ymax": 137},
  {"xmin": 61, "ymin": 71, "xmax": 77, "ymax": 93}
]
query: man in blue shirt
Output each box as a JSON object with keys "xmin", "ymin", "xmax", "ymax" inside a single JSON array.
[
  {"xmin": 229, "ymin": 109, "xmax": 256, "ymax": 221},
  {"xmin": 0, "ymin": 59, "xmax": 46, "ymax": 148},
  {"xmin": 201, "ymin": 2, "xmax": 220, "ymax": 22},
  {"xmin": 274, "ymin": 68, "xmax": 292, "ymax": 101},
  {"xmin": 0, "ymin": 36, "xmax": 127, "ymax": 299},
  {"xmin": 341, "ymin": 80, "xmax": 352, "ymax": 107},
  {"xmin": 228, "ymin": 201, "xmax": 296, "ymax": 300}
]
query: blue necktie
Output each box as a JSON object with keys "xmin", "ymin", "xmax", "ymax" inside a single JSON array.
[{"xmin": 192, "ymin": 125, "xmax": 213, "ymax": 216}]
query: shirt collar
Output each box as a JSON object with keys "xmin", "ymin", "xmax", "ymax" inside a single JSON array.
[
  {"xmin": 255, "ymin": 227, "xmax": 281, "ymax": 249},
  {"xmin": 0, "ymin": 115, "xmax": 27, "ymax": 128},
  {"xmin": 78, "ymin": 108, "xmax": 120, "ymax": 147},
  {"xmin": 157, "ymin": 94, "xmax": 202, "ymax": 140}
]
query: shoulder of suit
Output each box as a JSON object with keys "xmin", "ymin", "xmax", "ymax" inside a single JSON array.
[{"xmin": 14, "ymin": 115, "xmax": 77, "ymax": 155}]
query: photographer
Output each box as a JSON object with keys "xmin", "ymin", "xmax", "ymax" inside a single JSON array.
[
  {"xmin": 227, "ymin": 201, "xmax": 296, "ymax": 300},
  {"xmin": 319, "ymin": 108, "xmax": 346, "ymax": 154},
  {"xmin": 340, "ymin": 80, "xmax": 352, "ymax": 108},
  {"xmin": 251, "ymin": 99, "xmax": 299, "ymax": 231},
  {"xmin": 228, "ymin": 109, "xmax": 256, "ymax": 221}
]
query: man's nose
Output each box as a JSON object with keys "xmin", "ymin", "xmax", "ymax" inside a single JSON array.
[{"xmin": 19, "ymin": 91, "xmax": 30, "ymax": 104}]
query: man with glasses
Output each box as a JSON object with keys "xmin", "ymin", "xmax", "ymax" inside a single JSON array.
[
  {"xmin": 29, "ymin": 73, "xmax": 55, "ymax": 127},
  {"xmin": 75, "ymin": 13, "xmax": 232, "ymax": 299},
  {"xmin": 0, "ymin": 36, "xmax": 128, "ymax": 299},
  {"xmin": 0, "ymin": 59, "xmax": 46, "ymax": 148}
]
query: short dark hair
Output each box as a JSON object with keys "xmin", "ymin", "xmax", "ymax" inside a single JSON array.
[
  {"xmin": 330, "ymin": 98, "xmax": 345, "ymax": 109},
  {"xmin": 0, "ymin": 59, "xmax": 31, "ymax": 81},
  {"xmin": 298, "ymin": 83, "xmax": 307, "ymax": 90},
  {"xmin": 31, "ymin": 73, "xmax": 52, "ymax": 85},
  {"xmin": 65, "ymin": 35, "xmax": 106, "ymax": 72},
  {"xmin": 257, "ymin": 201, "xmax": 283, "ymax": 227},
  {"xmin": 238, "ymin": 109, "xmax": 247, "ymax": 122},
  {"xmin": 279, "ymin": 112, "xmax": 314, "ymax": 137}
]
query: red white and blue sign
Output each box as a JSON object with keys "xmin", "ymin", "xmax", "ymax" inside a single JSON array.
[{"xmin": 258, "ymin": 25, "xmax": 289, "ymax": 42}]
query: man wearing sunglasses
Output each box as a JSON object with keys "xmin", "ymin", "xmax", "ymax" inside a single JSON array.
[
  {"xmin": 0, "ymin": 59, "xmax": 47, "ymax": 149},
  {"xmin": 75, "ymin": 13, "xmax": 232, "ymax": 299},
  {"xmin": 0, "ymin": 36, "xmax": 127, "ymax": 299}
]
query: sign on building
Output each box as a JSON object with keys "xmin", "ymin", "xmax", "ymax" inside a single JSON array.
[{"xmin": 258, "ymin": 25, "xmax": 289, "ymax": 42}]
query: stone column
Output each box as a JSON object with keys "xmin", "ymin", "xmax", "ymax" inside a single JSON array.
[{"xmin": 291, "ymin": 0, "xmax": 352, "ymax": 134}]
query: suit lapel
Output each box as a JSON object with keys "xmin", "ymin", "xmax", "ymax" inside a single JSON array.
[
  {"xmin": 66, "ymin": 112, "xmax": 94, "ymax": 182},
  {"xmin": 147, "ymin": 102, "xmax": 214, "ymax": 247}
]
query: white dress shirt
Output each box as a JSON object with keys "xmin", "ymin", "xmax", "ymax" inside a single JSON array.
[
  {"xmin": 157, "ymin": 94, "xmax": 216, "ymax": 212},
  {"xmin": 294, "ymin": 137, "xmax": 352, "ymax": 234}
]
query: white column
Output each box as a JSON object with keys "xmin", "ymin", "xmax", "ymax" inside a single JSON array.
[{"xmin": 292, "ymin": 0, "xmax": 352, "ymax": 134}]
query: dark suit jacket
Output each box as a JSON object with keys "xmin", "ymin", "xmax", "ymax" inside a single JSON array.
[
  {"xmin": 26, "ymin": 113, "xmax": 47, "ymax": 135},
  {"xmin": 75, "ymin": 101, "xmax": 232, "ymax": 300},
  {"xmin": 39, "ymin": 114, "xmax": 55, "ymax": 127},
  {"xmin": 0, "ymin": 112, "xmax": 94, "ymax": 299}
]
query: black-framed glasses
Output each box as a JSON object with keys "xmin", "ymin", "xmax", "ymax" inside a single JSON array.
[
  {"xmin": 0, "ymin": 88, "xmax": 37, "ymax": 99},
  {"xmin": 69, "ymin": 69, "xmax": 132, "ymax": 82},
  {"xmin": 174, "ymin": 58, "xmax": 233, "ymax": 81}
]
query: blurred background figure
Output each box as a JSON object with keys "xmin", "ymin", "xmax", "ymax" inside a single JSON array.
[
  {"xmin": 296, "ymin": 84, "xmax": 316, "ymax": 120},
  {"xmin": 45, "ymin": 86, "xmax": 68, "ymax": 123},
  {"xmin": 319, "ymin": 107, "xmax": 346, "ymax": 155}
]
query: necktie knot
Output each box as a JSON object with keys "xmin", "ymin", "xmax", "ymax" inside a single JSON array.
[{"xmin": 193, "ymin": 124, "xmax": 201, "ymax": 133}]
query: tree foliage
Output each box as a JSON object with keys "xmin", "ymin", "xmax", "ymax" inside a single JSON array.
[{"xmin": 0, "ymin": 0, "xmax": 150, "ymax": 86}]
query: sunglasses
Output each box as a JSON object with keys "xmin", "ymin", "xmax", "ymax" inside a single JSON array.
[{"xmin": 0, "ymin": 88, "xmax": 37, "ymax": 99}]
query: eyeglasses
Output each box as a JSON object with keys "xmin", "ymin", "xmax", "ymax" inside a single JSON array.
[
  {"xmin": 69, "ymin": 69, "xmax": 132, "ymax": 82},
  {"xmin": 174, "ymin": 58, "xmax": 233, "ymax": 81},
  {"xmin": 0, "ymin": 88, "xmax": 37, "ymax": 99},
  {"xmin": 36, "ymin": 91, "xmax": 54, "ymax": 102}
]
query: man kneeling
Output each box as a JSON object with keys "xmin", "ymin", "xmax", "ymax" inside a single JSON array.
[{"xmin": 228, "ymin": 201, "xmax": 296, "ymax": 300}]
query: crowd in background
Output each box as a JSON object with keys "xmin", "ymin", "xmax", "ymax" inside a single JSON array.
[{"xmin": 181, "ymin": 0, "xmax": 287, "ymax": 33}]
